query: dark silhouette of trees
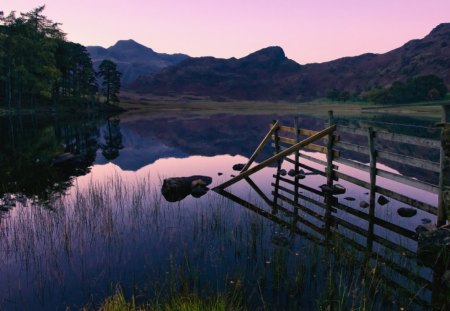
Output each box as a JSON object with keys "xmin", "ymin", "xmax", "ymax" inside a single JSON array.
[
  {"xmin": 363, "ymin": 75, "xmax": 448, "ymax": 104},
  {"xmin": 0, "ymin": 6, "xmax": 102, "ymax": 109},
  {"xmin": 98, "ymin": 60, "xmax": 121, "ymax": 104},
  {"xmin": 100, "ymin": 118, "xmax": 123, "ymax": 160}
]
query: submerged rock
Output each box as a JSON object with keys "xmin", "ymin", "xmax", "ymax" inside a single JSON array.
[
  {"xmin": 421, "ymin": 218, "xmax": 432, "ymax": 224},
  {"xmin": 397, "ymin": 207, "xmax": 417, "ymax": 217},
  {"xmin": 319, "ymin": 184, "xmax": 346, "ymax": 195},
  {"xmin": 377, "ymin": 195, "xmax": 389, "ymax": 206},
  {"xmin": 232, "ymin": 163, "xmax": 245, "ymax": 171},
  {"xmin": 359, "ymin": 201, "xmax": 369, "ymax": 208},
  {"xmin": 161, "ymin": 175, "xmax": 212, "ymax": 202}
]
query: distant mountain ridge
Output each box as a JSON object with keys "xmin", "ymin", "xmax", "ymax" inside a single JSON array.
[
  {"xmin": 126, "ymin": 23, "xmax": 450, "ymax": 101},
  {"xmin": 87, "ymin": 40, "xmax": 189, "ymax": 85}
]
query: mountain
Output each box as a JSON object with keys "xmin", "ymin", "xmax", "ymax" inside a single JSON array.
[
  {"xmin": 87, "ymin": 40, "xmax": 189, "ymax": 85},
  {"xmin": 126, "ymin": 23, "xmax": 450, "ymax": 100},
  {"xmin": 128, "ymin": 46, "xmax": 303, "ymax": 100}
]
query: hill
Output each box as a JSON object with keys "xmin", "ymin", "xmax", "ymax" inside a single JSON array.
[
  {"xmin": 87, "ymin": 40, "xmax": 189, "ymax": 85},
  {"xmin": 126, "ymin": 23, "xmax": 450, "ymax": 101}
]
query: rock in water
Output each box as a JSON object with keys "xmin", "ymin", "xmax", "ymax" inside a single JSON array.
[
  {"xmin": 319, "ymin": 184, "xmax": 346, "ymax": 195},
  {"xmin": 377, "ymin": 195, "xmax": 389, "ymax": 205},
  {"xmin": 421, "ymin": 218, "xmax": 432, "ymax": 224},
  {"xmin": 161, "ymin": 175, "xmax": 212, "ymax": 202},
  {"xmin": 288, "ymin": 169, "xmax": 296, "ymax": 177},
  {"xmin": 359, "ymin": 201, "xmax": 369, "ymax": 208},
  {"xmin": 397, "ymin": 207, "xmax": 417, "ymax": 217},
  {"xmin": 232, "ymin": 163, "xmax": 245, "ymax": 171}
]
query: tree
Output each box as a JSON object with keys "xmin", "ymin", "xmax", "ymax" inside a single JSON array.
[{"xmin": 97, "ymin": 60, "xmax": 121, "ymax": 104}]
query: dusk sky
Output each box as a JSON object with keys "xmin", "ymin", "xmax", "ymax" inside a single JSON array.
[{"xmin": 3, "ymin": 0, "xmax": 450, "ymax": 64}]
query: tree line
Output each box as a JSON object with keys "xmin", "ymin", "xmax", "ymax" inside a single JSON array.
[
  {"xmin": 0, "ymin": 6, "xmax": 121, "ymax": 109},
  {"xmin": 326, "ymin": 74, "xmax": 448, "ymax": 104}
]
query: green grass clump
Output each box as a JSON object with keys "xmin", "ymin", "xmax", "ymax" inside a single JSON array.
[{"xmin": 98, "ymin": 289, "xmax": 246, "ymax": 311}]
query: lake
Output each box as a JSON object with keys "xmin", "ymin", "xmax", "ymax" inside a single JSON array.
[{"xmin": 0, "ymin": 109, "xmax": 446, "ymax": 310}]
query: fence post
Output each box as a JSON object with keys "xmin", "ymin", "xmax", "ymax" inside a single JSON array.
[
  {"xmin": 326, "ymin": 111, "xmax": 335, "ymax": 186},
  {"xmin": 294, "ymin": 116, "xmax": 300, "ymax": 205},
  {"xmin": 437, "ymin": 105, "xmax": 450, "ymax": 226},
  {"xmin": 273, "ymin": 120, "xmax": 282, "ymax": 210},
  {"xmin": 367, "ymin": 127, "xmax": 377, "ymax": 250}
]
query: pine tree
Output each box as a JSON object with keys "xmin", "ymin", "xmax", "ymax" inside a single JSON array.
[{"xmin": 98, "ymin": 60, "xmax": 121, "ymax": 104}]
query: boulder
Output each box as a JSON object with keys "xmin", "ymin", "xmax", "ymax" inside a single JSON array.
[
  {"xmin": 377, "ymin": 195, "xmax": 389, "ymax": 206},
  {"xmin": 421, "ymin": 218, "xmax": 432, "ymax": 224},
  {"xmin": 397, "ymin": 207, "xmax": 417, "ymax": 217},
  {"xmin": 232, "ymin": 163, "xmax": 245, "ymax": 171},
  {"xmin": 288, "ymin": 169, "xmax": 296, "ymax": 177},
  {"xmin": 161, "ymin": 175, "xmax": 212, "ymax": 202},
  {"xmin": 319, "ymin": 184, "xmax": 346, "ymax": 195},
  {"xmin": 359, "ymin": 201, "xmax": 369, "ymax": 208}
]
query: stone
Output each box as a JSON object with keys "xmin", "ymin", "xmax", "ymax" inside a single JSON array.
[
  {"xmin": 359, "ymin": 201, "xmax": 369, "ymax": 208},
  {"xmin": 319, "ymin": 184, "xmax": 346, "ymax": 195},
  {"xmin": 377, "ymin": 195, "xmax": 389, "ymax": 205},
  {"xmin": 397, "ymin": 207, "xmax": 417, "ymax": 218},
  {"xmin": 288, "ymin": 169, "xmax": 296, "ymax": 177},
  {"xmin": 191, "ymin": 185, "xmax": 209, "ymax": 198},
  {"xmin": 232, "ymin": 163, "xmax": 245, "ymax": 171},
  {"xmin": 417, "ymin": 227, "xmax": 450, "ymax": 267},
  {"xmin": 161, "ymin": 175, "xmax": 212, "ymax": 202},
  {"xmin": 279, "ymin": 169, "xmax": 287, "ymax": 176},
  {"xmin": 295, "ymin": 170, "xmax": 306, "ymax": 179}
]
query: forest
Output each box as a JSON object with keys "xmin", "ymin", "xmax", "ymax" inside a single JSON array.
[{"xmin": 0, "ymin": 6, "xmax": 120, "ymax": 110}]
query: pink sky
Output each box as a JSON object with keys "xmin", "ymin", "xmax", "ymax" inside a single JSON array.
[{"xmin": 3, "ymin": 0, "xmax": 450, "ymax": 64}]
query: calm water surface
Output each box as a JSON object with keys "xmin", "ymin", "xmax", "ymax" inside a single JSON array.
[{"xmin": 0, "ymin": 110, "xmax": 444, "ymax": 310}]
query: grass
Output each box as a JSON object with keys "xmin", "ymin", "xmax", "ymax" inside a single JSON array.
[
  {"xmin": 0, "ymin": 171, "xmax": 440, "ymax": 310},
  {"xmin": 98, "ymin": 288, "xmax": 246, "ymax": 311},
  {"xmin": 117, "ymin": 92, "xmax": 448, "ymax": 119}
]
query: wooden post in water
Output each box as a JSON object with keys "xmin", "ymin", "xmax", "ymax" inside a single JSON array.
[
  {"xmin": 324, "ymin": 111, "xmax": 336, "ymax": 235},
  {"xmin": 367, "ymin": 127, "xmax": 377, "ymax": 251},
  {"xmin": 294, "ymin": 117, "xmax": 300, "ymax": 206},
  {"xmin": 272, "ymin": 120, "xmax": 282, "ymax": 209},
  {"xmin": 326, "ymin": 111, "xmax": 335, "ymax": 186},
  {"xmin": 437, "ymin": 105, "xmax": 450, "ymax": 226}
]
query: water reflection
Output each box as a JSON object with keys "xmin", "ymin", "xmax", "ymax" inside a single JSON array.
[{"xmin": 0, "ymin": 111, "xmax": 446, "ymax": 310}]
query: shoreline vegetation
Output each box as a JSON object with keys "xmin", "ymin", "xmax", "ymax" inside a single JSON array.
[
  {"xmin": 0, "ymin": 6, "xmax": 122, "ymax": 114},
  {"xmin": 117, "ymin": 92, "xmax": 449, "ymax": 119}
]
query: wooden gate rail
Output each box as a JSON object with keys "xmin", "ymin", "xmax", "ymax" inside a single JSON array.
[{"xmin": 213, "ymin": 124, "xmax": 337, "ymax": 190}]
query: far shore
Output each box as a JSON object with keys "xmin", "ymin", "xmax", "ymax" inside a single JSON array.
[{"xmin": 2, "ymin": 93, "xmax": 448, "ymax": 119}]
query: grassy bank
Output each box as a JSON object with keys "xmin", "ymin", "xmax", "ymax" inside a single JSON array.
[{"xmin": 118, "ymin": 93, "xmax": 447, "ymax": 119}]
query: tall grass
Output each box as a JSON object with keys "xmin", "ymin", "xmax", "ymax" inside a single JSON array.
[{"xmin": 0, "ymin": 172, "xmax": 437, "ymax": 310}]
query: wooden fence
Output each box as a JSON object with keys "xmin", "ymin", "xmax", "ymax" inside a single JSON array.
[{"xmin": 213, "ymin": 105, "xmax": 450, "ymax": 308}]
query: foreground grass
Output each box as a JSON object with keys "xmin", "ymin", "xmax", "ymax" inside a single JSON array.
[{"xmin": 98, "ymin": 289, "xmax": 246, "ymax": 311}]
